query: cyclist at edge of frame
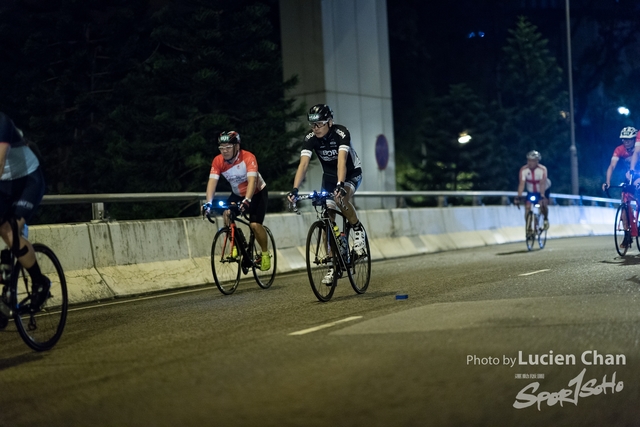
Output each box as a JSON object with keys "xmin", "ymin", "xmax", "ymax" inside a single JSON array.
[
  {"xmin": 611, "ymin": 126, "xmax": 640, "ymax": 190},
  {"xmin": 515, "ymin": 150, "xmax": 551, "ymax": 231},
  {"xmin": 287, "ymin": 104, "xmax": 366, "ymax": 284},
  {"xmin": 202, "ymin": 131, "xmax": 271, "ymax": 271},
  {"xmin": 605, "ymin": 126, "xmax": 640, "ymax": 249},
  {"xmin": 0, "ymin": 111, "xmax": 49, "ymax": 312}
]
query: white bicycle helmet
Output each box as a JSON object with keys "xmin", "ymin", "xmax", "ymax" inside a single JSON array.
[
  {"xmin": 620, "ymin": 126, "xmax": 638, "ymax": 139},
  {"xmin": 526, "ymin": 150, "xmax": 541, "ymax": 161}
]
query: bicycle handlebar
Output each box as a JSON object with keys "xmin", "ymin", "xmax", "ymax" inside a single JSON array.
[
  {"xmin": 203, "ymin": 201, "xmax": 249, "ymax": 223},
  {"xmin": 287, "ymin": 190, "xmax": 348, "ymax": 215}
]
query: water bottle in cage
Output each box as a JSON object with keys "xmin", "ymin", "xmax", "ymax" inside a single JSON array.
[{"xmin": 339, "ymin": 232, "xmax": 348, "ymax": 259}]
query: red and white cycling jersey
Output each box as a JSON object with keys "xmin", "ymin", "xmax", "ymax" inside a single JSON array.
[
  {"xmin": 519, "ymin": 165, "xmax": 551, "ymax": 193},
  {"xmin": 611, "ymin": 144, "xmax": 637, "ymax": 170},
  {"xmin": 209, "ymin": 149, "xmax": 266, "ymax": 197}
]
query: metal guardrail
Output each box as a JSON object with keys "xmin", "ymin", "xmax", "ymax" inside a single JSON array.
[{"xmin": 40, "ymin": 190, "xmax": 620, "ymax": 221}]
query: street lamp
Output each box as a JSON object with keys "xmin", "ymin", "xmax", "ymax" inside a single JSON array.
[
  {"xmin": 566, "ymin": 0, "xmax": 579, "ymax": 195},
  {"xmin": 618, "ymin": 106, "xmax": 630, "ymax": 116},
  {"xmin": 454, "ymin": 132, "xmax": 471, "ymax": 191}
]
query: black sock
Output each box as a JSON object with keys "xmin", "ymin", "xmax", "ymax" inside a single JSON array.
[
  {"xmin": 352, "ymin": 221, "xmax": 362, "ymax": 231},
  {"xmin": 27, "ymin": 264, "xmax": 44, "ymax": 283}
]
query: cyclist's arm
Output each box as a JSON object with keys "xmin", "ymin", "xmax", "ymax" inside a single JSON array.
[
  {"xmin": 336, "ymin": 149, "xmax": 348, "ymax": 183},
  {"xmin": 539, "ymin": 165, "xmax": 548, "ymax": 197},
  {"xmin": 0, "ymin": 142, "xmax": 8, "ymax": 177},
  {"xmin": 516, "ymin": 167, "xmax": 526, "ymax": 198},
  {"xmin": 605, "ymin": 157, "xmax": 618, "ymax": 188},
  {"xmin": 292, "ymin": 155, "xmax": 310, "ymax": 189},
  {"xmin": 245, "ymin": 175, "xmax": 257, "ymax": 201},
  {"xmin": 205, "ymin": 177, "xmax": 219, "ymax": 204},
  {"xmin": 631, "ymin": 145, "xmax": 640, "ymax": 172}
]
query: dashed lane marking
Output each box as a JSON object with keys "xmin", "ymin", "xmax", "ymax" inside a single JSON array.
[
  {"xmin": 519, "ymin": 269, "xmax": 550, "ymax": 276},
  {"xmin": 289, "ymin": 316, "xmax": 363, "ymax": 336}
]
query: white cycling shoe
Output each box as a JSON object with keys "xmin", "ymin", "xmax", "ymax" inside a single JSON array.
[
  {"xmin": 322, "ymin": 268, "xmax": 334, "ymax": 285},
  {"xmin": 352, "ymin": 229, "xmax": 367, "ymax": 255}
]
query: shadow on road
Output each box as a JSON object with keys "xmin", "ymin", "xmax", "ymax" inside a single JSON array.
[
  {"xmin": 495, "ymin": 249, "xmax": 531, "ymax": 256},
  {"xmin": 600, "ymin": 255, "xmax": 640, "ymax": 266},
  {"xmin": 0, "ymin": 352, "xmax": 44, "ymax": 371}
]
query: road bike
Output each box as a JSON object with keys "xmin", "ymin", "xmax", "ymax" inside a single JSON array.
[
  {"xmin": 517, "ymin": 194, "xmax": 547, "ymax": 251},
  {"xmin": 205, "ymin": 202, "xmax": 277, "ymax": 295},
  {"xmin": 605, "ymin": 181, "xmax": 640, "ymax": 256},
  {"xmin": 0, "ymin": 217, "xmax": 68, "ymax": 351},
  {"xmin": 291, "ymin": 190, "xmax": 371, "ymax": 302}
]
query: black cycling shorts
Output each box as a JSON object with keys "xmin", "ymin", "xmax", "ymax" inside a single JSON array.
[
  {"xmin": 321, "ymin": 172, "xmax": 362, "ymax": 194},
  {"xmin": 0, "ymin": 168, "xmax": 45, "ymax": 224},
  {"xmin": 227, "ymin": 187, "xmax": 268, "ymax": 224}
]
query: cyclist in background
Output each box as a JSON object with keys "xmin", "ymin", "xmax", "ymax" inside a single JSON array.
[
  {"xmin": 603, "ymin": 127, "xmax": 640, "ymax": 192},
  {"xmin": 515, "ymin": 150, "xmax": 551, "ymax": 230},
  {"xmin": 202, "ymin": 131, "xmax": 271, "ymax": 271},
  {"xmin": 0, "ymin": 112, "xmax": 49, "ymax": 312},
  {"xmin": 287, "ymin": 104, "xmax": 366, "ymax": 284}
]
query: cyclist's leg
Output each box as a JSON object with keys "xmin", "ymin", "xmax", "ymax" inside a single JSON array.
[
  {"xmin": 248, "ymin": 188, "xmax": 269, "ymax": 252},
  {"xmin": 6, "ymin": 169, "xmax": 48, "ymax": 309},
  {"xmin": 542, "ymin": 188, "xmax": 550, "ymax": 229}
]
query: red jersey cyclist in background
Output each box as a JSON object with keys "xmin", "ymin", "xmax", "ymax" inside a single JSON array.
[
  {"xmin": 202, "ymin": 131, "xmax": 271, "ymax": 271},
  {"xmin": 515, "ymin": 150, "xmax": 551, "ymax": 230},
  {"xmin": 611, "ymin": 126, "xmax": 640, "ymax": 189}
]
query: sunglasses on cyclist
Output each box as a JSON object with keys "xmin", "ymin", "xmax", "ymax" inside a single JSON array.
[
  {"xmin": 218, "ymin": 145, "xmax": 235, "ymax": 151},
  {"xmin": 309, "ymin": 120, "xmax": 329, "ymax": 129}
]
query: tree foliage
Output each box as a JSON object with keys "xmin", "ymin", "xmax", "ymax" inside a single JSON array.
[
  {"xmin": 0, "ymin": 0, "xmax": 302, "ymax": 222},
  {"xmin": 496, "ymin": 16, "xmax": 569, "ymax": 192}
]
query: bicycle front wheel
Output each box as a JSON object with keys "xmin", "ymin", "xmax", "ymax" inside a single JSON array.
[
  {"xmin": 211, "ymin": 227, "xmax": 241, "ymax": 295},
  {"xmin": 346, "ymin": 225, "xmax": 371, "ymax": 294},
  {"xmin": 525, "ymin": 211, "xmax": 535, "ymax": 251},
  {"xmin": 251, "ymin": 226, "xmax": 277, "ymax": 289},
  {"xmin": 537, "ymin": 215, "xmax": 547, "ymax": 249},
  {"xmin": 306, "ymin": 221, "xmax": 336, "ymax": 302},
  {"xmin": 614, "ymin": 204, "xmax": 630, "ymax": 256},
  {"xmin": 14, "ymin": 243, "xmax": 68, "ymax": 352}
]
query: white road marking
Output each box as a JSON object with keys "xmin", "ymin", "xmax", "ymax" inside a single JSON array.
[
  {"xmin": 519, "ymin": 269, "xmax": 550, "ymax": 276},
  {"xmin": 68, "ymin": 287, "xmax": 210, "ymax": 313},
  {"xmin": 289, "ymin": 316, "xmax": 363, "ymax": 336}
]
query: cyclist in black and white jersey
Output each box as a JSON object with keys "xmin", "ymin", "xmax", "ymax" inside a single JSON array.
[
  {"xmin": 0, "ymin": 112, "xmax": 49, "ymax": 313},
  {"xmin": 288, "ymin": 104, "xmax": 366, "ymax": 284}
]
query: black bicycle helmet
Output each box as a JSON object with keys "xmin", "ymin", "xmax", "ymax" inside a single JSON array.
[
  {"xmin": 307, "ymin": 104, "xmax": 333, "ymax": 122},
  {"xmin": 218, "ymin": 131, "xmax": 240, "ymax": 145}
]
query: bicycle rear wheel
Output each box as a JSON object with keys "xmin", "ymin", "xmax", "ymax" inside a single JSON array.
[
  {"xmin": 211, "ymin": 227, "xmax": 241, "ymax": 295},
  {"xmin": 306, "ymin": 221, "xmax": 337, "ymax": 302},
  {"xmin": 14, "ymin": 243, "xmax": 68, "ymax": 352},
  {"xmin": 346, "ymin": 225, "xmax": 371, "ymax": 294},
  {"xmin": 614, "ymin": 204, "xmax": 630, "ymax": 256},
  {"xmin": 251, "ymin": 226, "xmax": 277, "ymax": 289},
  {"xmin": 525, "ymin": 211, "xmax": 535, "ymax": 251}
]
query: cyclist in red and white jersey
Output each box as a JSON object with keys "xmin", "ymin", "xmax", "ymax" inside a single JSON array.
[
  {"xmin": 610, "ymin": 127, "xmax": 640, "ymax": 189},
  {"xmin": 516, "ymin": 150, "xmax": 551, "ymax": 230},
  {"xmin": 202, "ymin": 131, "xmax": 271, "ymax": 271}
]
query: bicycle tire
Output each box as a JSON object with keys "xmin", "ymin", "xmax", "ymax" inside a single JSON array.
[
  {"xmin": 13, "ymin": 243, "xmax": 68, "ymax": 352},
  {"xmin": 306, "ymin": 221, "xmax": 337, "ymax": 302},
  {"xmin": 346, "ymin": 225, "xmax": 371, "ymax": 294},
  {"xmin": 525, "ymin": 211, "xmax": 535, "ymax": 251},
  {"xmin": 251, "ymin": 226, "xmax": 277, "ymax": 289},
  {"xmin": 537, "ymin": 215, "xmax": 547, "ymax": 249},
  {"xmin": 614, "ymin": 204, "xmax": 630, "ymax": 256},
  {"xmin": 211, "ymin": 227, "xmax": 241, "ymax": 295}
]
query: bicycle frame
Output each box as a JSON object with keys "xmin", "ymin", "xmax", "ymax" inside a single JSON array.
[
  {"xmin": 292, "ymin": 191, "xmax": 350, "ymax": 271},
  {"xmin": 207, "ymin": 202, "xmax": 254, "ymax": 272}
]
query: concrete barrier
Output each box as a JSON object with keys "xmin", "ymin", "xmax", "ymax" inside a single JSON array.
[{"xmin": 25, "ymin": 205, "xmax": 616, "ymax": 305}]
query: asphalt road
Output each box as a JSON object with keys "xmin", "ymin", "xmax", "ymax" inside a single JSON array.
[{"xmin": 2, "ymin": 236, "xmax": 640, "ymax": 427}]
